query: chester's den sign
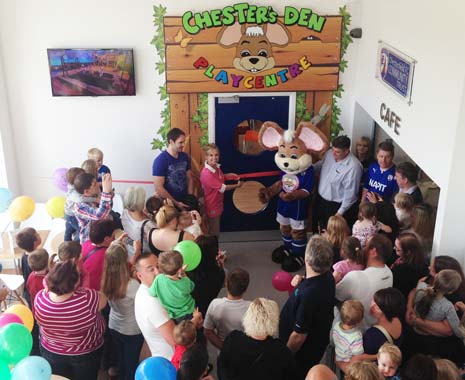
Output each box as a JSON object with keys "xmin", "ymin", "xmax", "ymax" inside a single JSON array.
[{"xmin": 164, "ymin": 3, "xmax": 342, "ymax": 93}]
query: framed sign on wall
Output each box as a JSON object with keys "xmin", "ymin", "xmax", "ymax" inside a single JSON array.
[{"xmin": 376, "ymin": 41, "xmax": 416, "ymax": 105}]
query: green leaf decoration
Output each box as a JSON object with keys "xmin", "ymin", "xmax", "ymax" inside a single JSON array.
[
  {"xmin": 151, "ymin": 4, "xmax": 171, "ymax": 150},
  {"xmin": 330, "ymin": 6, "xmax": 353, "ymax": 140},
  {"xmin": 295, "ymin": 92, "xmax": 313, "ymax": 125}
]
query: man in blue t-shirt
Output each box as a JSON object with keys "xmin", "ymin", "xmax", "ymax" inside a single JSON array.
[
  {"xmin": 152, "ymin": 128, "xmax": 193, "ymax": 209},
  {"xmin": 362, "ymin": 140, "xmax": 398, "ymax": 203}
]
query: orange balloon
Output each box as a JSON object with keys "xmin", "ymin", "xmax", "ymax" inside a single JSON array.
[{"xmin": 5, "ymin": 304, "xmax": 34, "ymax": 332}]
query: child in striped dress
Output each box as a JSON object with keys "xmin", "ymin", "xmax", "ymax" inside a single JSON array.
[{"xmin": 331, "ymin": 300, "xmax": 365, "ymax": 372}]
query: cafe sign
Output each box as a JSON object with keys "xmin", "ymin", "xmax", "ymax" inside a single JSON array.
[
  {"xmin": 377, "ymin": 41, "xmax": 416, "ymax": 105},
  {"xmin": 164, "ymin": 4, "xmax": 342, "ymax": 93}
]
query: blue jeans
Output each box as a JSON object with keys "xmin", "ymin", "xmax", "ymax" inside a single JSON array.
[
  {"xmin": 40, "ymin": 345, "xmax": 103, "ymax": 380},
  {"xmin": 64, "ymin": 214, "xmax": 80, "ymax": 242},
  {"xmin": 109, "ymin": 329, "xmax": 144, "ymax": 380}
]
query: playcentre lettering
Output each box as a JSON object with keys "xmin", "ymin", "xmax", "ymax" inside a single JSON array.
[
  {"xmin": 182, "ymin": 4, "xmax": 326, "ymax": 34},
  {"xmin": 193, "ymin": 56, "xmax": 312, "ymax": 89}
]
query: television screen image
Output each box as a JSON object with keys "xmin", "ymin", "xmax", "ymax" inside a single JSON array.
[{"xmin": 47, "ymin": 48, "xmax": 136, "ymax": 96}]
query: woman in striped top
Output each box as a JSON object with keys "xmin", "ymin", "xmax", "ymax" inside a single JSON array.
[{"xmin": 34, "ymin": 260, "xmax": 107, "ymax": 380}]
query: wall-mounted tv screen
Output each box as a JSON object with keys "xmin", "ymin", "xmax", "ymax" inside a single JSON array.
[{"xmin": 47, "ymin": 48, "xmax": 136, "ymax": 96}]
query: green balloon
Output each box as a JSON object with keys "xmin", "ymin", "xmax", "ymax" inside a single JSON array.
[
  {"xmin": 0, "ymin": 360, "xmax": 11, "ymax": 380},
  {"xmin": 0, "ymin": 323, "xmax": 32, "ymax": 365},
  {"xmin": 174, "ymin": 240, "xmax": 201, "ymax": 271}
]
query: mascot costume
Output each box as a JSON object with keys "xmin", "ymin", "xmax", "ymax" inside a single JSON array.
[{"xmin": 258, "ymin": 121, "xmax": 329, "ymax": 272}]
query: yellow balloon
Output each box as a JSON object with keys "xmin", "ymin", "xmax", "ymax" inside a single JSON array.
[
  {"xmin": 8, "ymin": 196, "xmax": 35, "ymax": 222},
  {"xmin": 46, "ymin": 196, "xmax": 66, "ymax": 219},
  {"xmin": 6, "ymin": 304, "xmax": 34, "ymax": 332}
]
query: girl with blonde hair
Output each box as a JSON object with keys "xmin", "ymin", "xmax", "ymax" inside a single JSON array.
[
  {"xmin": 147, "ymin": 204, "xmax": 194, "ymax": 256},
  {"xmin": 324, "ymin": 215, "xmax": 349, "ymax": 263},
  {"xmin": 101, "ymin": 241, "xmax": 143, "ymax": 380}
]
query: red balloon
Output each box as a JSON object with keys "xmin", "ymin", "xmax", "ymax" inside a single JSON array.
[
  {"xmin": 272, "ymin": 271, "xmax": 293, "ymax": 292},
  {"xmin": 0, "ymin": 313, "xmax": 23, "ymax": 328}
]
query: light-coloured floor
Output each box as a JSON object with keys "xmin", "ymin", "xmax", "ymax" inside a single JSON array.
[{"xmin": 218, "ymin": 230, "xmax": 301, "ymax": 307}]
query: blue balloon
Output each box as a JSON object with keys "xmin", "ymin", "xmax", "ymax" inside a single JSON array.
[
  {"xmin": 135, "ymin": 356, "xmax": 176, "ymax": 380},
  {"xmin": 11, "ymin": 356, "xmax": 51, "ymax": 380},
  {"xmin": 0, "ymin": 188, "xmax": 12, "ymax": 213}
]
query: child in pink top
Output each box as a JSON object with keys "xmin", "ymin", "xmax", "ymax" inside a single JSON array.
[
  {"xmin": 200, "ymin": 144, "xmax": 241, "ymax": 236},
  {"xmin": 332, "ymin": 236, "xmax": 365, "ymax": 283},
  {"xmin": 352, "ymin": 202, "xmax": 392, "ymax": 247}
]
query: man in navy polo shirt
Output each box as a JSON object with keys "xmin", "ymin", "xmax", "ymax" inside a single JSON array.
[
  {"xmin": 152, "ymin": 128, "xmax": 194, "ymax": 210},
  {"xmin": 362, "ymin": 140, "xmax": 398, "ymax": 203},
  {"xmin": 279, "ymin": 235, "xmax": 335, "ymax": 380}
]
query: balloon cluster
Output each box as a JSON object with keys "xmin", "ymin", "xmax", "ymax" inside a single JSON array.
[
  {"xmin": 0, "ymin": 304, "xmax": 51, "ymax": 380},
  {"xmin": 0, "ymin": 303, "xmax": 81, "ymax": 379},
  {"xmin": 136, "ymin": 356, "xmax": 176, "ymax": 380},
  {"xmin": 1, "ymin": 167, "xmax": 69, "ymax": 222},
  {"xmin": 271, "ymin": 270, "xmax": 295, "ymax": 295}
]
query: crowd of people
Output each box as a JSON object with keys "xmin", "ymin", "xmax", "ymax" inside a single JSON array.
[{"xmin": 4, "ymin": 129, "xmax": 464, "ymax": 380}]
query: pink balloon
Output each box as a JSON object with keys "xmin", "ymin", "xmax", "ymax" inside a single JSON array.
[
  {"xmin": 0, "ymin": 312, "xmax": 24, "ymax": 328},
  {"xmin": 52, "ymin": 168, "xmax": 68, "ymax": 192},
  {"xmin": 272, "ymin": 271, "xmax": 293, "ymax": 292}
]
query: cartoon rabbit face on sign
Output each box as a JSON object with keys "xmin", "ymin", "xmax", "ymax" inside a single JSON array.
[{"xmin": 217, "ymin": 22, "xmax": 290, "ymax": 73}]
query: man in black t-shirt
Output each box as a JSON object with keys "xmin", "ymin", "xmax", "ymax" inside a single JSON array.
[{"xmin": 279, "ymin": 235, "xmax": 335, "ymax": 380}]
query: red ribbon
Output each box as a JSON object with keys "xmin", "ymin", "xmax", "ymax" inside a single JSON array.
[
  {"xmin": 112, "ymin": 170, "xmax": 280, "ymax": 185},
  {"xmin": 225, "ymin": 170, "xmax": 281, "ymax": 180}
]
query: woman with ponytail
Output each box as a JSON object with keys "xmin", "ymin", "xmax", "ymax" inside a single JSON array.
[
  {"xmin": 413, "ymin": 269, "xmax": 464, "ymax": 337},
  {"xmin": 402, "ymin": 269, "xmax": 465, "ymax": 366},
  {"xmin": 147, "ymin": 204, "xmax": 194, "ymax": 256}
]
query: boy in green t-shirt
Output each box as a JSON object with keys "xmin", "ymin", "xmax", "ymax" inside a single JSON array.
[{"xmin": 149, "ymin": 250, "xmax": 195, "ymax": 322}]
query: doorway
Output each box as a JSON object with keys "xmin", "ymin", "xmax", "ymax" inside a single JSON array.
[{"xmin": 209, "ymin": 93, "xmax": 295, "ymax": 231}]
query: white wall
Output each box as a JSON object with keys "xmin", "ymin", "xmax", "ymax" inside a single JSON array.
[
  {"xmin": 0, "ymin": 0, "xmax": 163, "ymax": 200},
  {"xmin": 5, "ymin": 0, "xmax": 464, "ymax": 260},
  {"xmin": 351, "ymin": 0, "xmax": 465, "ymax": 259}
]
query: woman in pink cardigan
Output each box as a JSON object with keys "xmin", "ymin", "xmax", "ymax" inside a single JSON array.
[{"xmin": 200, "ymin": 144, "xmax": 241, "ymax": 236}]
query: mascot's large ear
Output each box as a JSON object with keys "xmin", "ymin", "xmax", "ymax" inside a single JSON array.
[
  {"xmin": 295, "ymin": 122, "xmax": 329, "ymax": 153},
  {"xmin": 258, "ymin": 121, "xmax": 284, "ymax": 151}
]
